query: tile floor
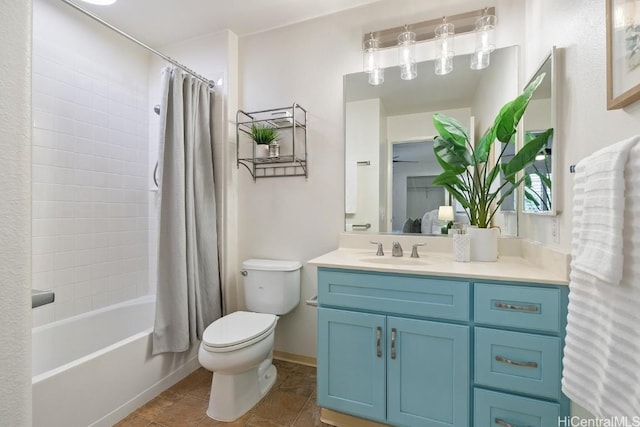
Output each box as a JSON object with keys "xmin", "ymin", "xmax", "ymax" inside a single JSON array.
[{"xmin": 115, "ymin": 359, "xmax": 330, "ymax": 427}]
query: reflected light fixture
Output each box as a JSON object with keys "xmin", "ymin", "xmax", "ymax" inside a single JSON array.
[
  {"xmin": 434, "ymin": 17, "xmax": 455, "ymax": 75},
  {"xmin": 363, "ymin": 33, "xmax": 384, "ymax": 85},
  {"xmin": 398, "ymin": 25, "xmax": 417, "ymax": 80},
  {"xmin": 471, "ymin": 8, "xmax": 496, "ymax": 70}
]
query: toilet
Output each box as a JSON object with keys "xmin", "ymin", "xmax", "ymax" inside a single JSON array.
[{"xmin": 198, "ymin": 259, "xmax": 302, "ymax": 422}]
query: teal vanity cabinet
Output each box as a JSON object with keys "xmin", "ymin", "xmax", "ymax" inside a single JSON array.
[
  {"xmin": 316, "ymin": 268, "xmax": 569, "ymax": 427},
  {"xmin": 317, "ymin": 269, "xmax": 471, "ymax": 427}
]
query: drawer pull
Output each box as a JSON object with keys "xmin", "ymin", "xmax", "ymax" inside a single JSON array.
[
  {"xmin": 495, "ymin": 418, "xmax": 530, "ymax": 427},
  {"xmin": 494, "ymin": 302, "xmax": 539, "ymax": 312},
  {"xmin": 376, "ymin": 327, "xmax": 382, "ymax": 358},
  {"xmin": 391, "ymin": 328, "xmax": 397, "ymax": 360},
  {"xmin": 495, "ymin": 355, "xmax": 538, "ymax": 368}
]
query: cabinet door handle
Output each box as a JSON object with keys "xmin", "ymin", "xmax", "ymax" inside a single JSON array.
[
  {"xmin": 391, "ymin": 328, "xmax": 397, "ymax": 360},
  {"xmin": 495, "ymin": 418, "xmax": 530, "ymax": 427},
  {"xmin": 494, "ymin": 302, "xmax": 539, "ymax": 312},
  {"xmin": 495, "ymin": 355, "xmax": 538, "ymax": 368},
  {"xmin": 376, "ymin": 327, "xmax": 382, "ymax": 358}
]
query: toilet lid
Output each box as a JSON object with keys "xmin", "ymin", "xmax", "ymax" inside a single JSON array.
[{"xmin": 202, "ymin": 311, "xmax": 277, "ymax": 349}]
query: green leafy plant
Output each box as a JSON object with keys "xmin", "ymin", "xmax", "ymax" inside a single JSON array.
[
  {"xmin": 523, "ymin": 131, "xmax": 553, "ymax": 211},
  {"xmin": 251, "ymin": 124, "xmax": 278, "ymax": 145},
  {"xmin": 431, "ymin": 73, "xmax": 553, "ymax": 228}
]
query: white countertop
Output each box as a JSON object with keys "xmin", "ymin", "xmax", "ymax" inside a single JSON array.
[{"xmin": 308, "ymin": 248, "xmax": 569, "ymax": 286}]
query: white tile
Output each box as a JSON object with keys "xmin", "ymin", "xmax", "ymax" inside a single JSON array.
[
  {"xmin": 74, "ymin": 296, "xmax": 93, "ymax": 315},
  {"xmin": 74, "ymin": 137, "xmax": 93, "ymax": 155},
  {"xmin": 92, "ymin": 188, "xmax": 109, "ymax": 203},
  {"xmin": 53, "ymin": 167, "xmax": 75, "ymax": 185},
  {"xmin": 93, "ymin": 233, "xmax": 110, "ymax": 249},
  {"xmin": 92, "ymin": 218, "xmax": 109, "ymax": 233},
  {"xmin": 54, "ymin": 133, "xmax": 76, "ymax": 153},
  {"xmin": 74, "ymin": 87, "xmax": 93, "ymax": 108},
  {"xmin": 32, "ymin": 128, "xmax": 57, "ymax": 149},
  {"xmin": 32, "ymin": 304, "xmax": 55, "ymax": 328},
  {"xmin": 54, "ymin": 98, "xmax": 76, "ymax": 120},
  {"xmin": 32, "ymin": 271, "xmax": 54, "ymax": 289},
  {"xmin": 92, "ymin": 171, "xmax": 109, "ymax": 188},
  {"xmin": 32, "ymin": 219, "xmax": 58, "ymax": 237},
  {"xmin": 73, "ymin": 265, "xmax": 92, "ymax": 284},
  {"xmin": 108, "ymin": 174, "xmax": 123, "ymax": 189},
  {"xmin": 108, "ymin": 159, "xmax": 124, "ymax": 175},
  {"xmin": 32, "ymin": 236, "xmax": 56, "ymax": 255},
  {"xmin": 52, "ymin": 184, "xmax": 76, "ymax": 201},
  {"xmin": 53, "ymin": 300, "xmax": 76, "ymax": 321},
  {"xmin": 53, "ymin": 267, "xmax": 75, "ymax": 287},
  {"xmin": 74, "ymin": 169, "xmax": 93, "ymax": 186},
  {"xmin": 54, "ymin": 283, "xmax": 74, "ymax": 302},
  {"xmin": 54, "ymin": 252, "xmax": 76, "ymax": 271},
  {"xmin": 32, "ymin": 91, "xmax": 55, "ymax": 114},
  {"xmin": 73, "ymin": 234, "xmax": 93, "ymax": 250},
  {"xmin": 54, "ymin": 116, "xmax": 75, "ymax": 136},
  {"xmin": 74, "ymin": 153, "xmax": 94, "ymax": 170},
  {"xmin": 33, "ymin": 253, "xmax": 55, "ymax": 273},
  {"xmin": 32, "ymin": 201, "xmax": 52, "ymax": 219},
  {"xmin": 74, "ymin": 186, "xmax": 93, "ymax": 202},
  {"xmin": 33, "ymin": 109, "xmax": 55, "ymax": 130},
  {"xmin": 73, "ymin": 218, "xmax": 94, "ymax": 235},
  {"xmin": 53, "ymin": 235, "xmax": 75, "ymax": 253},
  {"xmin": 75, "ymin": 121, "xmax": 93, "ymax": 140},
  {"xmin": 54, "ymin": 81, "xmax": 75, "ymax": 103}
]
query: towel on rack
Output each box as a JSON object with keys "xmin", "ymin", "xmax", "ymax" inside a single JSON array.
[
  {"xmin": 345, "ymin": 160, "xmax": 358, "ymax": 214},
  {"xmin": 562, "ymin": 136, "xmax": 640, "ymax": 418},
  {"xmin": 573, "ymin": 135, "xmax": 640, "ymax": 286}
]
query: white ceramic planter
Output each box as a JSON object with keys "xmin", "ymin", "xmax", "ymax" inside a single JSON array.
[
  {"xmin": 467, "ymin": 227, "xmax": 499, "ymax": 262},
  {"xmin": 255, "ymin": 144, "xmax": 269, "ymax": 158}
]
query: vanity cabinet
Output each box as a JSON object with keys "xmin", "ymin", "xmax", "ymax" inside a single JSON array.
[
  {"xmin": 317, "ymin": 269, "xmax": 470, "ymax": 427},
  {"xmin": 316, "ymin": 268, "xmax": 569, "ymax": 427}
]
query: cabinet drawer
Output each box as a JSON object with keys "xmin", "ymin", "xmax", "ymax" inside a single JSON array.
[
  {"xmin": 474, "ymin": 388, "xmax": 560, "ymax": 427},
  {"xmin": 475, "ymin": 327, "xmax": 561, "ymax": 400},
  {"xmin": 318, "ymin": 269, "xmax": 470, "ymax": 321},
  {"xmin": 474, "ymin": 283, "xmax": 561, "ymax": 333}
]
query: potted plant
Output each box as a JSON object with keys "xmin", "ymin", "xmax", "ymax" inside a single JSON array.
[
  {"xmin": 431, "ymin": 73, "xmax": 553, "ymax": 261},
  {"xmin": 251, "ymin": 124, "xmax": 279, "ymax": 158}
]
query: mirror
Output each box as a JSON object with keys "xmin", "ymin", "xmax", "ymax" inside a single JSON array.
[
  {"xmin": 521, "ymin": 47, "xmax": 557, "ymax": 215},
  {"xmin": 344, "ymin": 46, "xmax": 519, "ymax": 234}
]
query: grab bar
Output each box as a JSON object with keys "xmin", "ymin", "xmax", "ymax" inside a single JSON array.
[{"xmin": 32, "ymin": 289, "xmax": 55, "ymax": 309}]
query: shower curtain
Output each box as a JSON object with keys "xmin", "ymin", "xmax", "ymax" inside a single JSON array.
[{"xmin": 152, "ymin": 67, "xmax": 222, "ymax": 355}]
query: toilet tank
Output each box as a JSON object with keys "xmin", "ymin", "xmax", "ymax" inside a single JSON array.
[{"xmin": 241, "ymin": 259, "xmax": 302, "ymax": 315}]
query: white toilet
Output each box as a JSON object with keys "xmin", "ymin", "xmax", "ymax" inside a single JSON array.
[{"xmin": 198, "ymin": 259, "xmax": 302, "ymax": 422}]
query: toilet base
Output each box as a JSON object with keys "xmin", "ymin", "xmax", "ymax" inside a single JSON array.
[{"xmin": 206, "ymin": 359, "xmax": 277, "ymax": 422}]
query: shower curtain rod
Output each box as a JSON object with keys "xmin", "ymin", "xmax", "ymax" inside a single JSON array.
[{"xmin": 59, "ymin": 0, "xmax": 215, "ymax": 89}]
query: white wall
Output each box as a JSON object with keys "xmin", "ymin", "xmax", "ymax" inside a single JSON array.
[
  {"xmin": 0, "ymin": 0, "xmax": 32, "ymax": 424},
  {"xmin": 238, "ymin": 0, "xmax": 525, "ymax": 358},
  {"xmin": 31, "ymin": 0, "xmax": 151, "ymax": 326},
  {"xmin": 519, "ymin": 0, "xmax": 640, "ymax": 252}
]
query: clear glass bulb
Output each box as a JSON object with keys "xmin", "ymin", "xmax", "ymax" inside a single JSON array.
[
  {"xmin": 470, "ymin": 50, "xmax": 490, "ymax": 70},
  {"xmin": 363, "ymin": 35, "xmax": 379, "ymax": 74},
  {"xmin": 434, "ymin": 20, "xmax": 454, "ymax": 75},
  {"xmin": 368, "ymin": 68, "xmax": 384, "ymax": 85},
  {"xmin": 398, "ymin": 29, "xmax": 417, "ymax": 80}
]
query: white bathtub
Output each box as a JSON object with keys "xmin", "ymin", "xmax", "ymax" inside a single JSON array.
[{"xmin": 32, "ymin": 295, "xmax": 200, "ymax": 427}]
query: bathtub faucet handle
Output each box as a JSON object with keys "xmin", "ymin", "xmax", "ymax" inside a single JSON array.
[{"xmin": 240, "ymin": 270, "xmax": 248, "ymax": 276}]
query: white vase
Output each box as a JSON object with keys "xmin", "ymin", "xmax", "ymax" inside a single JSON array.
[
  {"xmin": 467, "ymin": 227, "xmax": 499, "ymax": 262},
  {"xmin": 255, "ymin": 144, "xmax": 269, "ymax": 158}
]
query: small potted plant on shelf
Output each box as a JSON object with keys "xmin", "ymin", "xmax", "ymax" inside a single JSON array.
[
  {"xmin": 431, "ymin": 73, "xmax": 553, "ymax": 261},
  {"xmin": 251, "ymin": 124, "xmax": 279, "ymax": 159}
]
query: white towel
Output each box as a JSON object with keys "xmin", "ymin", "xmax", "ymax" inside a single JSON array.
[
  {"xmin": 562, "ymin": 137, "xmax": 640, "ymax": 418},
  {"xmin": 573, "ymin": 135, "xmax": 640, "ymax": 285},
  {"xmin": 345, "ymin": 161, "xmax": 358, "ymax": 214}
]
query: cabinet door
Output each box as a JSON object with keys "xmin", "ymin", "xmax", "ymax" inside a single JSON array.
[
  {"xmin": 387, "ymin": 317, "xmax": 469, "ymax": 427},
  {"xmin": 317, "ymin": 308, "xmax": 387, "ymax": 423}
]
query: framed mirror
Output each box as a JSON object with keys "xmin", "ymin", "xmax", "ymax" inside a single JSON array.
[
  {"xmin": 521, "ymin": 46, "xmax": 557, "ymax": 215},
  {"xmin": 344, "ymin": 46, "xmax": 519, "ymax": 235}
]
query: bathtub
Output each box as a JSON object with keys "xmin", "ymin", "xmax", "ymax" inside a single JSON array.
[{"xmin": 32, "ymin": 295, "xmax": 200, "ymax": 427}]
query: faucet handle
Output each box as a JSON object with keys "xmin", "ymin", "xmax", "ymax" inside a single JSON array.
[
  {"xmin": 370, "ymin": 241, "xmax": 384, "ymax": 256},
  {"xmin": 411, "ymin": 243, "xmax": 426, "ymax": 258}
]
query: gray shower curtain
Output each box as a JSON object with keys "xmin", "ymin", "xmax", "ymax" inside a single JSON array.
[{"xmin": 152, "ymin": 67, "xmax": 222, "ymax": 355}]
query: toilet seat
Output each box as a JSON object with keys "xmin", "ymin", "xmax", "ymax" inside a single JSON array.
[{"xmin": 202, "ymin": 311, "xmax": 277, "ymax": 353}]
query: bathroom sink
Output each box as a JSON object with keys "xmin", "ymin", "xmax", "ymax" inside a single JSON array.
[{"xmin": 359, "ymin": 256, "xmax": 432, "ymax": 266}]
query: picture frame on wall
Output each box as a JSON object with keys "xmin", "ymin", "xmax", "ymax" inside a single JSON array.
[{"xmin": 607, "ymin": 0, "xmax": 640, "ymax": 109}]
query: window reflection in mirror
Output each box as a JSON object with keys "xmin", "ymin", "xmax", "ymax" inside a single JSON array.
[
  {"xmin": 344, "ymin": 46, "xmax": 520, "ymax": 235},
  {"xmin": 522, "ymin": 47, "xmax": 557, "ymax": 215}
]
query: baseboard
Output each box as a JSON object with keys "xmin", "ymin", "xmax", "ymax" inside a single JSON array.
[
  {"xmin": 92, "ymin": 355, "xmax": 200, "ymax": 427},
  {"xmin": 320, "ymin": 409, "xmax": 390, "ymax": 427},
  {"xmin": 273, "ymin": 350, "xmax": 317, "ymax": 367}
]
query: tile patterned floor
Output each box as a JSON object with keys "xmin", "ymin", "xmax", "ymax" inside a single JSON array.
[{"xmin": 115, "ymin": 360, "xmax": 330, "ymax": 427}]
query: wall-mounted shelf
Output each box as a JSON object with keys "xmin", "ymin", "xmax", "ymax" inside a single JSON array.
[{"xmin": 236, "ymin": 103, "xmax": 308, "ymax": 181}]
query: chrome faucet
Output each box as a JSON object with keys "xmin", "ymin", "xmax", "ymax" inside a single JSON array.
[
  {"xmin": 411, "ymin": 243, "xmax": 426, "ymax": 258},
  {"xmin": 392, "ymin": 241, "xmax": 403, "ymax": 257},
  {"xmin": 370, "ymin": 241, "xmax": 384, "ymax": 256}
]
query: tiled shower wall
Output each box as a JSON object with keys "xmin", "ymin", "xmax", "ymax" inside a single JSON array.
[{"xmin": 31, "ymin": 37, "xmax": 151, "ymax": 326}]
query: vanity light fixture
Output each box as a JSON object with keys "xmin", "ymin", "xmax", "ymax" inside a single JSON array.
[
  {"xmin": 471, "ymin": 8, "xmax": 496, "ymax": 70},
  {"xmin": 78, "ymin": 0, "xmax": 117, "ymax": 4},
  {"xmin": 435, "ymin": 17, "xmax": 455, "ymax": 76},
  {"xmin": 363, "ymin": 33, "xmax": 384, "ymax": 86},
  {"xmin": 398, "ymin": 25, "xmax": 417, "ymax": 80}
]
